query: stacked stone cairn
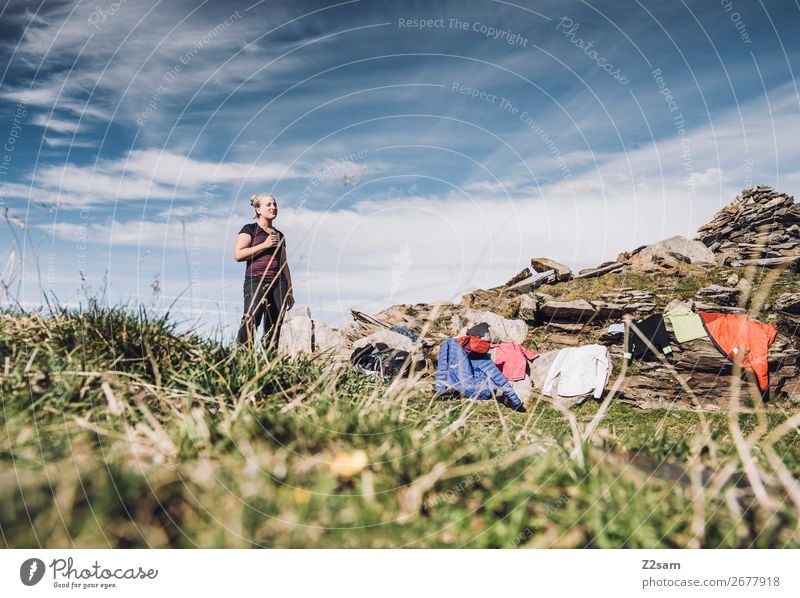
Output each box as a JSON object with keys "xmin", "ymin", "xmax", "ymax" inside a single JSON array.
[{"xmin": 695, "ymin": 185, "xmax": 800, "ymax": 267}]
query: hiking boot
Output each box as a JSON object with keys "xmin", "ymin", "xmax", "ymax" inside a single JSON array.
[{"xmin": 500, "ymin": 395, "xmax": 526, "ymax": 412}]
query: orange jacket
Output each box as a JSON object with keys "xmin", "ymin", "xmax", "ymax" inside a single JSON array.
[{"xmin": 698, "ymin": 311, "xmax": 778, "ymax": 392}]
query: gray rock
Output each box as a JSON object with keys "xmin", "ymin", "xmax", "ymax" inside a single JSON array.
[
  {"xmin": 544, "ymin": 322, "xmax": 586, "ymax": 333},
  {"xmin": 314, "ymin": 321, "xmax": 344, "ymax": 354},
  {"xmin": 574, "ymin": 261, "xmax": 626, "ymax": 279},
  {"xmin": 530, "ymin": 257, "xmax": 572, "ymax": 282},
  {"xmin": 539, "ymin": 299, "xmax": 596, "ymax": 322},
  {"xmin": 507, "ymin": 269, "xmax": 556, "ymax": 293},
  {"xmin": 278, "ymin": 308, "xmax": 314, "ymax": 356},
  {"xmin": 458, "ymin": 309, "xmax": 527, "ymax": 344},
  {"xmin": 505, "ymin": 266, "xmax": 535, "ymax": 287},
  {"xmin": 775, "ymin": 293, "xmax": 800, "ymax": 315},
  {"xmin": 518, "ymin": 294, "xmax": 538, "ymax": 321},
  {"xmin": 529, "ymin": 350, "xmax": 559, "ymax": 391},
  {"xmin": 695, "ymin": 285, "xmax": 740, "ymax": 306},
  {"xmin": 693, "ymin": 302, "xmax": 746, "ymax": 314},
  {"xmin": 731, "ymin": 256, "xmax": 800, "ymax": 269},
  {"xmin": 695, "ymin": 186, "xmax": 799, "ymax": 267},
  {"xmin": 735, "ymin": 278, "xmax": 753, "ymax": 306},
  {"xmin": 353, "ymin": 329, "xmax": 418, "ymax": 353},
  {"xmin": 633, "ymin": 235, "xmax": 716, "ymax": 267}
]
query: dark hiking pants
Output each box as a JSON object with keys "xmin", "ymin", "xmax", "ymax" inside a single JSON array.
[{"xmin": 236, "ymin": 274, "xmax": 289, "ymax": 350}]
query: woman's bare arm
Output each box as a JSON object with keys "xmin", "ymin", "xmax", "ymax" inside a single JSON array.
[{"xmin": 234, "ymin": 233, "xmax": 277, "ymax": 262}]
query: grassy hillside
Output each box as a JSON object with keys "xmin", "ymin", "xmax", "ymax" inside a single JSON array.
[{"xmin": 1, "ymin": 299, "xmax": 799, "ymax": 548}]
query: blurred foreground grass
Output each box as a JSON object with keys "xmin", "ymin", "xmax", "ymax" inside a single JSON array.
[{"xmin": 1, "ymin": 300, "xmax": 799, "ymax": 548}]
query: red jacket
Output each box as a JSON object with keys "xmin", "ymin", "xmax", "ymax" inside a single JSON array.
[
  {"xmin": 457, "ymin": 335, "xmax": 490, "ymax": 355},
  {"xmin": 698, "ymin": 311, "xmax": 778, "ymax": 391}
]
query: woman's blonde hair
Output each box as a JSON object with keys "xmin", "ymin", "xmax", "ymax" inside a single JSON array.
[{"xmin": 249, "ymin": 193, "xmax": 276, "ymax": 219}]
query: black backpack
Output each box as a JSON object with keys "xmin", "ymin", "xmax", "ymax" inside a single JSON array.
[{"xmin": 350, "ymin": 342, "xmax": 412, "ymax": 382}]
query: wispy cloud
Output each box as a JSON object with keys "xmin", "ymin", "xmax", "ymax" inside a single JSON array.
[
  {"xmin": 3, "ymin": 0, "xmax": 800, "ymax": 333},
  {"xmin": 32, "ymin": 114, "xmax": 79, "ymax": 134}
]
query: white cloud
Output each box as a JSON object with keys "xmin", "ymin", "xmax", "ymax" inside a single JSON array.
[
  {"xmin": 1, "ymin": 0, "xmax": 313, "ymax": 136},
  {"xmin": 29, "ymin": 81, "xmax": 800, "ymax": 332},
  {"xmin": 22, "ymin": 149, "xmax": 305, "ymax": 207},
  {"xmin": 32, "ymin": 115, "xmax": 79, "ymax": 134}
]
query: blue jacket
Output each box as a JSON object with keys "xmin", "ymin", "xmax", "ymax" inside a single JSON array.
[{"xmin": 434, "ymin": 338, "xmax": 522, "ymax": 409}]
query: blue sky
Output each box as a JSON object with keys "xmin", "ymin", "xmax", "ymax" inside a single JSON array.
[{"xmin": 1, "ymin": 0, "xmax": 799, "ymax": 339}]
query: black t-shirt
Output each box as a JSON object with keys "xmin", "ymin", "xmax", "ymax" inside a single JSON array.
[{"xmin": 238, "ymin": 222, "xmax": 285, "ymax": 278}]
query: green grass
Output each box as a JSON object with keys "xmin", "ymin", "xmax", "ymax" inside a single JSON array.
[{"xmin": 1, "ymin": 301, "xmax": 799, "ymax": 548}]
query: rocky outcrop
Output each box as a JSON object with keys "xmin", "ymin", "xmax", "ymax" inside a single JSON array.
[
  {"xmin": 574, "ymin": 261, "xmax": 627, "ymax": 279},
  {"xmin": 625, "ymin": 235, "xmax": 716, "ymax": 271},
  {"xmin": 591, "ymin": 289, "xmax": 656, "ymax": 319},
  {"xmin": 279, "ymin": 306, "xmax": 345, "ymax": 359},
  {"xmin": 539, "ymin": 299, "xmax": 596, "ymax": 322},
  {"xmin": 614, "ymin": 326, "xmax": 799, "ymax": 410},
  {"xmin": 295, "ymin": 185, "xmax": 800, "ymax": 410},
  {"xmin": 506, "ymin": 268, "xmax": 556, "ymax": 293},
  {"xmin": 278, "ymin": 307, "xmax": 314, "ymax": 356},
  {"xmin": 695, "ymin": 185, "xmax": 800, "ymax": 267},
  {"xmin": 530, "ymin": 258, "xmax": 572, "ymax": 282}
]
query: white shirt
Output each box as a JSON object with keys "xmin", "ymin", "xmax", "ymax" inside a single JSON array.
[{"xmin": 542, "ymin": 344, "xmax": 611, "ymax": 399}]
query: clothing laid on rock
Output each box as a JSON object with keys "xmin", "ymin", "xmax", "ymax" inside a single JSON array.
[
  {"xmin": 542, "ymin": 344, "xmax": 611, "ymax": 400},
  {"xmin": 698, "ymin": 311, "xmax": 779, "ymax": 392},
  {"xmin": 239, "ymin": 222, "xmax": 285, "ymax": 279},
  {"xmin": 626, "ymin": 314, "xmax": 673, "ymax": 360},
  {"xmin": 664, "ymin": 304, "xmax": 708, "ymax": 343},
  {"xmin": 457, "ymin": 335, "xmax": 491, "ymax": 355},
  {"xmin": 489, "ymin": 342, "xmax": 539, "ymax": 381},
  {"xmin": 434, "ymin": 338, "xmax": 523, "ymax": 410},
  {"xmin": 607, "ymin": 323, "xmax": 625, "ymax": 335},
  {"xmin": 599, "ymin": 322, "xmax": 625, "ymax": 344}
]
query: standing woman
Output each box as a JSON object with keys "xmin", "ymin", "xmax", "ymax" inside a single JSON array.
[{"xmin": 234, "ymin": 193, "xmax": 295, "ymax": 349}]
